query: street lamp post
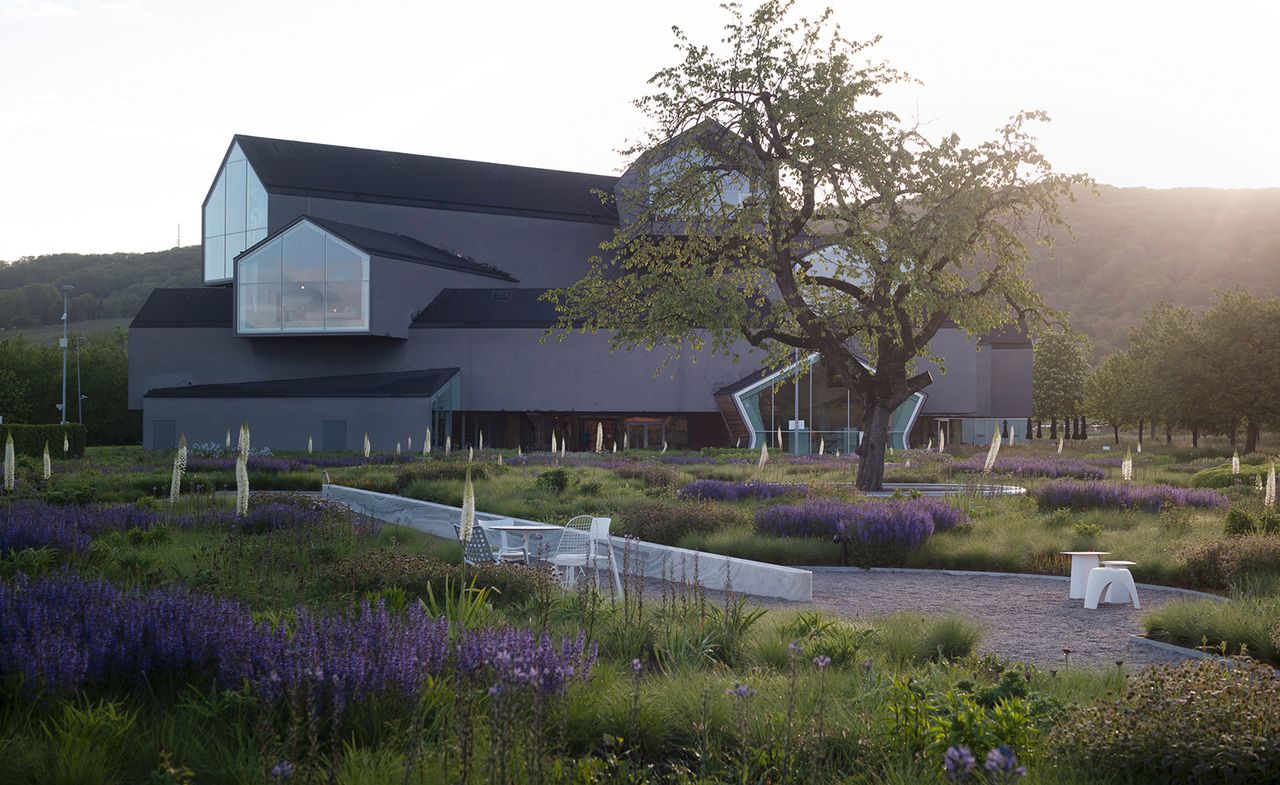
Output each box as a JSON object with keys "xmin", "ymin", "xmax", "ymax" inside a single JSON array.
[{"xmin": 59, "ymin": 285, "xmax": 74, "ymax": 425}]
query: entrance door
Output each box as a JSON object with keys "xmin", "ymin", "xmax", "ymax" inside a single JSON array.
[
  {"xmin": 322, "ymin": 420, "xmax": 347, "ymax": 451},
  {"xmin": 152, "ymin": 420, "xmax": 176, "ymax": 450}
]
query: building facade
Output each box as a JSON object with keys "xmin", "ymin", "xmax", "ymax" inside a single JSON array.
[{"xmin": 128, "ymin": 135, "xmax": 1032, "ymax": 452}]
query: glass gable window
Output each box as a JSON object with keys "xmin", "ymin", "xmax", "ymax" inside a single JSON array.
[
  {"xmin": 647, "ymin": 148, "xmax": 750, "ymax": 215},
  {"xmin": 204, "ymin": 142, "xmax": 268, "ymax": 283},
  {"xmin": 237, "ymin": 221, "xmax": 370, "ymax": 334}
]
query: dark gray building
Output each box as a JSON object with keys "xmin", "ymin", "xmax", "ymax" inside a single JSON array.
[{"xmin": 129, "ymin": 135, "xmax": 1031, "ymax": 452}]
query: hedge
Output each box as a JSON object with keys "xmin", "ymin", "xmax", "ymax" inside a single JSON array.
[
  {"xmin": 1189, "ymin": 462, "xmax": 1271, "ymax": 489},
  {"xmin": 0, "ymin": 424, "xmax": 86, "ymax": 459}
]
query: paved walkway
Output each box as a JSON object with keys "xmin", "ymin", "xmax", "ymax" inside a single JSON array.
[{"xmin": 799, "ymin": 569, "xmax": 1198, "ymax": 668}]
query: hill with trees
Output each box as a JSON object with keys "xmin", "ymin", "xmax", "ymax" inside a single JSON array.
[
  {"xmin": 1027, "ymin": 185, "xmax": 1280, "ymax": 356},
  {"xmin": 0, "ymin": 246, "xmax": 200, "ymax": 330},
  {"xmin": 1, "ymin": 186, "xmax": 1278, "ymax": 353}
]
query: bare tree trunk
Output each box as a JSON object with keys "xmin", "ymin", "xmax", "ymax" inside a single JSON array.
[
  {"xmin": 855, "ymin": 403, "xmax": 892, "ymax": 491},
  {"xmin": 1036, "ymin": 420, "xmax": 1043, "ymax": 439},
  {"xmin": 1246, "ymin": 420, "xmax": 1261, "ymax": 454},
  {"xmin": 1050, "ymin": 417, "xmax": 1058, "ymax": 440},
  {"xmin": 1192, "ymin": 426, "xmax": 1199, "ymax": 448},
  {"xmin": 1165, "ymin": 423, "xmax": 1173, "ymax": 446},
  {"xmin": 1113, "ymin": 425, "xmax": 1120, "ymax": 444},
  {"xmin": 1150, "ymin": 420, "xmax": 1156, "ymax": 440}
]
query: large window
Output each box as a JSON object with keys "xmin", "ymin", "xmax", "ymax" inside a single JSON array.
[
  {"xmin": 236, "ymin": 221, "xmax": 370, "ymax": 334},
  {"xmin": 204, "ymin": 143, "xmax": 268, "ymax": 283},
  {"xmin": 647, "ymin": 148, "xmax": 750, "ymax": 215}
]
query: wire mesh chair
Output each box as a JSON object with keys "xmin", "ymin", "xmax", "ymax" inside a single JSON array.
[
  {"xmin": 550, "ymin": 515, "xmax": 622, "ymax": 592},
  {"xmin": 478, "ymin": 517, "xmax": 527, "ymax": 563},
  {"xmin": 454, "ymin": 523, "xmax": 499, "ymax": 565}
]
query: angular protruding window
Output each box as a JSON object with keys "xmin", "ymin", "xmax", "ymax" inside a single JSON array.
[
  {"xmin": 647, "ymin": 148, "xmax": 750, "ymax": 215},
  {"xmin": 236, "ymin": 221, "xmax": 370, "ymax": 334},
  {"xmin": 204, "ymin": 142, "xmax": 269, "ymax": 283}
]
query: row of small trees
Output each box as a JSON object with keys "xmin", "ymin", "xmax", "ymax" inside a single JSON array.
[{"xmin": 1083, "ymin": 290, "xmax": 1278, "ymax": 451}]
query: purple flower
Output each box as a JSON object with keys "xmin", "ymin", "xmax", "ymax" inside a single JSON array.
[
  {"xmin": 951, "ymin": 456, "xmax": 1106, "ymax": 480},
  {"xmin": 269, "ymin": 760, "xmax": 294, "ymax": 781},
  {"xmin": 944, "ymin": 746, "xmax": 977, "ymax": 783},
  {"xmin": 984, "ymin": 745, "xmax": 1027, "ymax": 781},
  {"xmin": 1035, "ymin": 480, "xmax": 1227, "ymax": 512},
  {"xmin": 678, "ymin": 479, "xmax": 797, "ymax": 502},
  {"xmin": 726, "ymin": 683, "xmax": 756, "ymax": 699},
  {"xmin": 813, "ymin": 654, "xmax": 831, "ymax": 670},
  {"xmin": 631, "ymin": 658, "xmax": 643, "ymax": 674},
  {"xmin": 754, "ymin": 498, "xmax": 966, "ymax": 547}
]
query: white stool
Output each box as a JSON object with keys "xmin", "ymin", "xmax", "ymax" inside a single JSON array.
[
  {"xmin": 1084, "ymin": 566, "xmax": 1140, "ymax": 609},
  {"xmin": 1100, "ymin": 560, "xmax": 1138, "ymax": 604},
  {"xmin": 1061, "ymin": 551, "xmax": 1110, "ymax": 600}
]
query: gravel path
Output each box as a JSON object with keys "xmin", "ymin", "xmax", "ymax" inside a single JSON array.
[{"xmin": 799, "ymin": 569, "xmax": 1195, "ymax": 668}]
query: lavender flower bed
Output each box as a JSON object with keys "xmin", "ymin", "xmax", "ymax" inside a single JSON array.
[
  {"xmin": 677, "ymin": 479, "xmax": 797, "ymax": 502},
  {"xmin": 754, "ymin": 497, "xmax": 967, "ymax": 548},
  {"xmin": 1035, "ymin": 480, "xmax": 1228, "ymax": 512},
  {"xmin": 950, "ymin": 456, "xmax": 1105, "ymax": 480},
  {"xmin": 1, "ymin": 502, "xmax": 160, "ymax": 553},
  {"xmin": 0, "ymin": 574, "xmax": 596, "ymax": 706}
]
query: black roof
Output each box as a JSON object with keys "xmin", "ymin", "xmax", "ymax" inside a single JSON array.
[
  {"xmin": 242, "ymin": 216, "xmax": 516, "ymax": 282},
  {"xmin": 131, "ymin": 288, "xmax": 232, "ymax": 328},
  {"xmin": 413, "ymin": 288, "xmax": 566, "ymax": 328},
  {"xmin": 144, "ymin": 368, "xmax": 459, "ymax": 399},
  {"xmin": 233, "ymin": 135, "xmax": 619, "ymax": 225},
  {"xmin": 978, "ymin": 324, "xmax": 1032, "ymax": 348}
]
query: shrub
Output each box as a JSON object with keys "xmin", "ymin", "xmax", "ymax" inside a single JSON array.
[
  {"xmin": 392, "ymin": 460, "xmax": 503, "ymax": 489},
  {"xmin": 1035, "ymin": 480, "xmax": 1227, "ymax": 512},
  {"xmin": 615, "ymin": 464, "xmax": 681, "ymax": 489},
  {"xmin": 323, "ymin": 550, "xmax": 553, "ymax": 606},
  {"xmin": 1049, "ymin": 658, "xmax": 1280, "ymax": 783},
  {"xmin": 534, "ymin": 468, "xmax": 570, "ymax": 495},
  {"xmin": 1224, "ymin": 507, "xmax": 1257, "ymax": 537},
  {"xmin": 613, "ymin": 499, "xmax": 747, "ymax": 545},
  {"xmin": 1179, "ymin": 535, "xmax": 1280, "ymax": 591},
  {"xmin": 1143, "ymin": 597, "xmax": 1280, "ymax": 664},
  {"xmin": 0, "ymin": 424, "xmax": 86, "ymax": 459},
  {"xmin": 677, "ymin": 479, "xmax": 797, "ymax": 502},
  {"xmin": 949, "ymin": 455, "xmax": 1105, "ymax": 480},
  {"xmin": 1189, "ymin": 462, "xmax": 1271, "ymax": 489}
]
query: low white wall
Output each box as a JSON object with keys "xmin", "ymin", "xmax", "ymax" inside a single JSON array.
[{"xmin": 323, "ymin": 484, "xmax": 813, "ymax": 602}]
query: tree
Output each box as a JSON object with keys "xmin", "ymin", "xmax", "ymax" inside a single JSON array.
[
  {"xmin": 1084, "ymin": 352, "xmax": 1135, "ymax": 443},
  {"xmin": 1198, "ymin": 291, "xmax": 1280, "ymax": 453},
  {"xmin": 550, "ymin": 0, "xmax": 1087, "ymax": 490},
  {"xmin": 1032, "ymin": 329, "xmax": 1091, "ymax": 440}
]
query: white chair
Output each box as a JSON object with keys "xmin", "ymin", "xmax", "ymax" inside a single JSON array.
[
  {"xmin": 550, "ymin": 515, "xmax": 623, "ymax": 593},
  {"xmin": 478, "ymin": 517, "xmax": 527, "ymax": 563},
  {"xmin": 1083, "ymin": 565, "xmax": 1140, "ymax": 610}
]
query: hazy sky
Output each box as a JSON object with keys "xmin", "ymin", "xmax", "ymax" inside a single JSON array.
[{"xmin": 1, "ymin": 0, "xmax": 1277, "ymax": 260}]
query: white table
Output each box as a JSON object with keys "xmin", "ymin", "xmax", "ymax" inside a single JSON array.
[
  {"xmin": 1061, "ymin": 551, "xmax": 1111, "ymax": 600},
  {"xmin": 1100, "ymin": 560, "xmax": 1137, "ymax": 604},
  {"xmin": 487, "ymin": 523, "xmax": 561, "ymax": 564}
]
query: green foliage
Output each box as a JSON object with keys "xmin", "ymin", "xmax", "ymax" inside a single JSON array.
[
  {"xmin": 0, "ymin": 331, "xmax": 139, "ymax": 445},
  {"xmin": 1033, "ymin": 329, "xmax": 1092, "ymax": 422},
  {"xmin": 535, "ymin": 468, "xmax": 571, "ymax": 495},
  {"xmin": 613, "ymin": 499, "xmax": 747, "ymax": 545},
  {"xmin": 614, "ymin": 463, "xmax": 682, "ymax": 488},
  {"xmin": 394, "ymin": 460, "xmax": 504, "ymax": 488},
  {"xmin": 423, "ymin": 575, "xmax": 496, "ymax": 628},
  {"xmin": 33, "ymin": 699, "xmax": 136, "ymax": 785},
  {"xmin": 324, "ymin": 550, "xmax": 553, "ymax": 607},
  {"xmin": 0, "ymin": 423, "xmax": 85, "ymax": 458},
  {"xmin": 1143, "ymin": 596, "xmax": 1280, "ymax": 664},
  {"xmin": 1223, "ymin": 506, "xmax": 1257, "ymax": 537},
  {"xmin": 1190, "ymin": 461, "xmax": 1270, "ymax": 488},
  {"xmin": 1179, "ymin": 535, "xmax": 1280, "ymax": 591},
  {"xmin": 876, "ymin": 612, "xmax": 982, "ymax": 665},
  {"xmin": 0, "ymin": 246, "xmax": 200, "ymax": 329},
  {"xmin": 1050, "ymin": 658, "xmax": 1280, "ymax": 782},
  {"xmin": 1083, "ymin": 351, "xmax": 1137, "ymax": 438}
]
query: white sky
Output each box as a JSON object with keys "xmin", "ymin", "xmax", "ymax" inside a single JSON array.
[{"xmin": 1, "ymin": 0, "xmax": 1277, "ymax": 260}]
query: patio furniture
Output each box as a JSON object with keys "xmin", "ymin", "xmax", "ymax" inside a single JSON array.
[
  {"xmin": 454, "ymin": 523, "xmax": 500, "ymax": 566},
  {"xmin": 550, "ymin": 515, "xmax": 623, "ymax": 593},
  {"xmin": 1061, "ymin": 551, "xmax": 1111, "ymax": 599},
  {"xmin": 1084, "ymin": 564, "xmax": 1140, "ymax": 610},
  {"xmin": 1100, "ymin": 560, "xmax": 1139, "ymax": 604},
  {"xmin": 487, "ymin": 522, "xmax": 562, "ymax": 564},
  {"xmin": 478, "ymin": 517, "xmax": 528, "ymax": 563}
]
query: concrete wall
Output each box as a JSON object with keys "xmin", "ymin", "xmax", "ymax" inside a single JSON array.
[{"xmin": 142, "ymin": 395, "xmax": 433, "ymax": 451}]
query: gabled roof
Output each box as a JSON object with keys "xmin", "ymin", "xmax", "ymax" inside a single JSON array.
[
  {"xmin": 144, "ymin": 368, "xmax": 459, "ymax": 399},
  {"xmin": 233, "ymin": 135, "xmax": 619, "ymax": 224},
  {"xmin": 130, "ymin": 288, "xmax": 232, "ymax": 328},
  {"xmin": 241, "ymin": 216, "xmax": 517, "ymax": 282},
  {"xmin": 412, "ymin": 287, "xmax": 564, "ymax": 328}
]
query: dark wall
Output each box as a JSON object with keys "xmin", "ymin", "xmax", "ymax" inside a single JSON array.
[{"xmin": 267, "ymin": 194, "xmax": 613, "ymax": 288}]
